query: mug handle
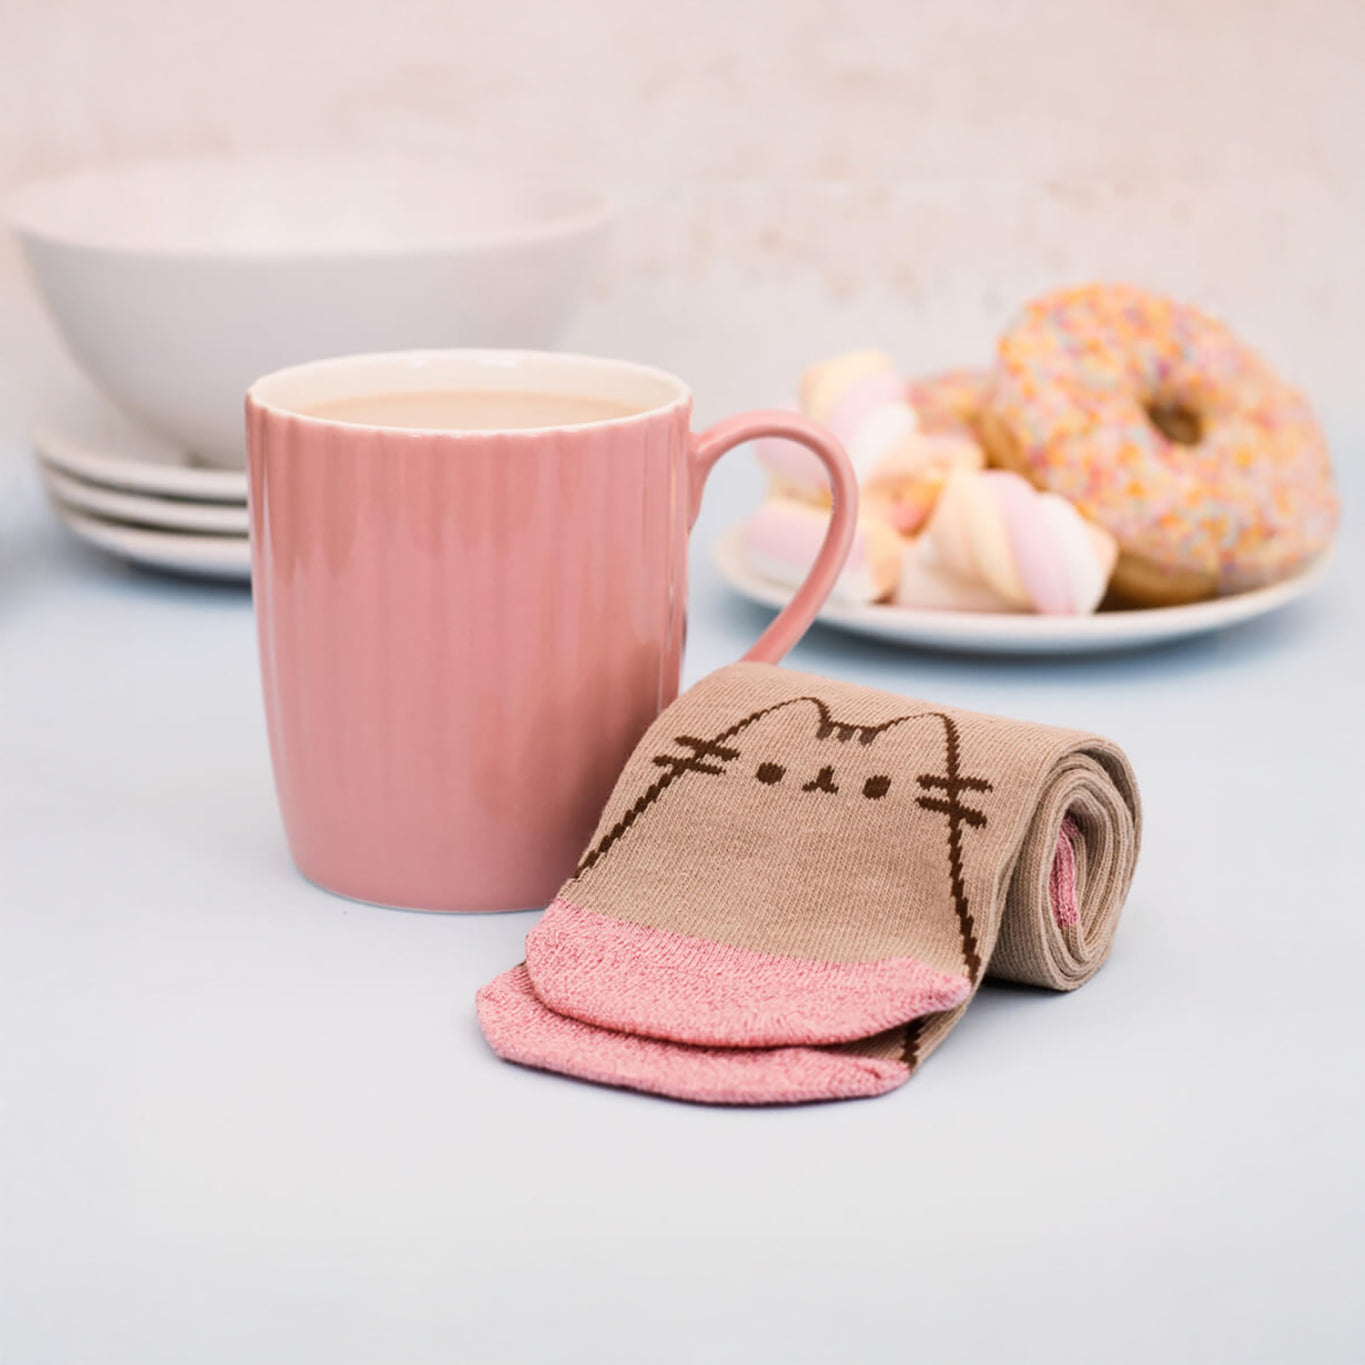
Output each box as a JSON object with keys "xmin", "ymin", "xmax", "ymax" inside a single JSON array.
[{"xmin": 689, "ymin": 410, "xmax": 859, "ymax": 665}]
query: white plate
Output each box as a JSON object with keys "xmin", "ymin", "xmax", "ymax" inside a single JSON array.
[
  {"xmin": 40, "ymin": 464, "xmax": 249, "ymax": 534},
  {"xmin": 712, "ymin": 523, "xmax": 1330, "ymax": 655},
  {"xmin": 53, "ymin": 504, "xmax": 250, "ymax": 582},
  {"xmin": 31, "ymin": 407, "xmax": 247, "ymax": 502}
]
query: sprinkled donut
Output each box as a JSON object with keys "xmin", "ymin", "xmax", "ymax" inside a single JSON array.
[
  {"xmin": 906, "ymin": 367, "xmax": 994, "ymax": 441},
  {"xmin": 981, "ymin": 284, "xmax": 1338, "ymax": 606}
]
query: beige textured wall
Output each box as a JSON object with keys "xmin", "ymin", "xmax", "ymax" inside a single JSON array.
[{"xmin": 2, "ymin": 0, "xmax": 1361, "ymax": 424}]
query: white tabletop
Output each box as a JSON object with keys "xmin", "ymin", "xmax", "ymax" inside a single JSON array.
[{"xmin": 2, "ymin": 423, "xmax": 1361, "ymax": 1365}]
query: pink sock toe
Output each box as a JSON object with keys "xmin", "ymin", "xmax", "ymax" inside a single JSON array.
[
  {"xmin": 525, "ymin": 898, "xmax": 973, "ymax": 1048},
  {"xmin": 476, "ymin": 966, "xmax": 910, "ymax": 1106}
]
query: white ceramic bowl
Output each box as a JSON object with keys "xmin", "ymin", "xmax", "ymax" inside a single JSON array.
[{"xmin": 9, "ymin": 157, "xmax": 613, "ymax": 466}]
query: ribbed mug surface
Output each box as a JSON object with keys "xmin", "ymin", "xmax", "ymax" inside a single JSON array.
[{"xmin": 247, "ymin": 400, "xmax": 692, "ymax": 911}]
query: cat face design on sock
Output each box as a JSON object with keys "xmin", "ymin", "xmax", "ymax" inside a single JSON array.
[{"xmin": 568, "ymin": 694, "xmax": 995, "ymax": 977}]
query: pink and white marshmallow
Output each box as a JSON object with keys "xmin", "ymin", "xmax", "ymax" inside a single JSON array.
[
  {"xmin": 896, "ymin": 469, "xmax": 1118, "ymax": 614},
  {"xmin": 756, "ymin": 351, "xmax": 983, "ymax": 536},
  {"xmin": 742, "ymin": 498, "xmax": 901, "ymax": 604}
]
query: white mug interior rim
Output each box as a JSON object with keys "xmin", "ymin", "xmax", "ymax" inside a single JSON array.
[{"xmin": 247, "ymin": 349, "xmax": 691, "ymax": 435}]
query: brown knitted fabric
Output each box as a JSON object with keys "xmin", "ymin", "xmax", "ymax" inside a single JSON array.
[{"xmin": 478, "ymin": 662, "xmax": 1141, "ymax": 1104}]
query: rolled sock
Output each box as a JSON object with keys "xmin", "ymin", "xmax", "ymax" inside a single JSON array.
[
  {"xmin": 742, "ymin": 498, "xmax": 901, "ymax": 604},
  {"xmin": 478, "ymin": 817, "xmax": 1086, "ymax": 1107},
  {"xmin": 478, "ymin": 664, "xmax": 1141, "ymax": 1104}
]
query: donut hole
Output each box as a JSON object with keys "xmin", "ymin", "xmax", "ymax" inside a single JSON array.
[{"xmin": 1145, "ymin": 399, "xmax": 1203, "ymax": 446}]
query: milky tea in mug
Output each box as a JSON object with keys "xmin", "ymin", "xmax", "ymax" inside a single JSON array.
[{"xmin": 301, "ymin": 389, "xmax": 642, "ymax": 430}]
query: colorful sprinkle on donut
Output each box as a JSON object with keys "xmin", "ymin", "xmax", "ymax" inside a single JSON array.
[
  {"xmin": 907, "ymin": 368, "xmax": 994, "ymax": 439},
  {"xmin": 984, "ymin": 284, "xmax": 1338, "ymax": 603}
]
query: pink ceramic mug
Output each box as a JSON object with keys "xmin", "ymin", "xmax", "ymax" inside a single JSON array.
[{"xmin": 246, "ymin": 349, "xmax": 857, "ymax": 912}]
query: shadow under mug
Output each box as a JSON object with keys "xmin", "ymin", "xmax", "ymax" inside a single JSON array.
[{"xmin": 246, "ymin": 349, "xmax": 857, "ymax": 912}]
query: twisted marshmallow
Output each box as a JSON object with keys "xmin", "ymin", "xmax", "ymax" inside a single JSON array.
[{"xmin": 897, "ymin": 469, "xmax": 1118, "ymax": 615}]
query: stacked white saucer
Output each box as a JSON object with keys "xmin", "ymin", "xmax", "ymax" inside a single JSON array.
[{"xmin": 33, "ymin": 404, "xmax": 251, "ymax": 582}]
